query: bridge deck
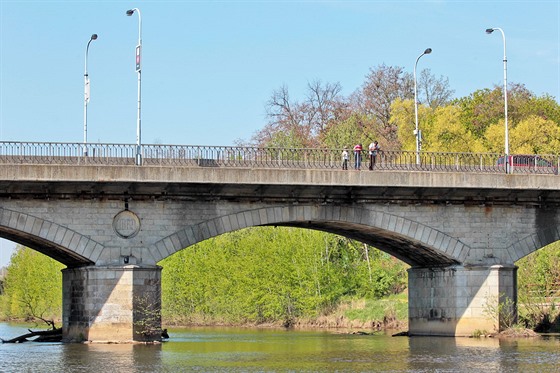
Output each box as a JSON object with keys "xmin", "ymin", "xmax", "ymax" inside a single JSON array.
[{"xmin": 0, "ymin": 164, "xmax": 558, "ymax": 206}]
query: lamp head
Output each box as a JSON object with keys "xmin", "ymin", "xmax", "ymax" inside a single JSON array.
[
  {"xmin": 126, "ymin": 9, "xmax": 135, "ymax": 16},
  {"xmin": 424, "ymin": 48, "xmax": 432, "ymax": 55},
  {"xmin": 90, "ymin": 34, "xmax": 98, "ymax": 41},
  {"xmin": 486, "ymin": 28, "xmax": 495, "ymax": 34}
]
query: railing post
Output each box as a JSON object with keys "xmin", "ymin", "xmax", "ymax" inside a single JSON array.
[{"xmin": 136, "ymin": 145, "xmax": 142, "ymax": 166}]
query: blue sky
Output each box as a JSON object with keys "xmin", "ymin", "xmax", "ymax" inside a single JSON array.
[{"xmin": 0, "ymin": 0, "xmax": 559, "ymax": 267}]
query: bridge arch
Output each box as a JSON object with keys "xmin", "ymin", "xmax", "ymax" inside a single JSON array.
[
  {"xmin": 0, "ymin": 208, "xmax": 96, "ymax": 267},
  {"xmin": 151, "ymin": 205, "xmax": 466, "ymax": 267},
  {"xmin": 510, "ymin": 225, "xmax": 560, "ymax": 263}
]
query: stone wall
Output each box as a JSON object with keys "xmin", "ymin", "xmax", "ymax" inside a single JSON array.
[
  {"xmin": 408, "ymin": 265, "xmax": 517, "ymax": 336},
  {"xmin": 62, "ymin": 265, "xmax": 162, "ymax": 343}
]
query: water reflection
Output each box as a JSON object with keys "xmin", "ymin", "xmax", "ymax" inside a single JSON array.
[
  {"xmin": 1, "ymin": 324, "xmax": 559, "ymax": 372},
  {"xmin": 408, "ymin": 337, "xmax": 502, "ymax": 372},
  {"xmin": 61, "ymin": 344, "xmax": 162, "ymax": 372},
  {"xmin": 407, "ymin": 335, "xmax": 560, "ymax": 372}
]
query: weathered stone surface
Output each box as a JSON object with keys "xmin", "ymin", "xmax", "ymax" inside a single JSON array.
[
  {"xmin": 62, "ymin": 266, "xmax": 162, "ymax": 343},
  {"xmin": 408, "ymin": 265, "xmax": 517, "ymax": 336},
  {"xmin": 1, "ymin": 165, "xmax": 557, "ymax": 340}
]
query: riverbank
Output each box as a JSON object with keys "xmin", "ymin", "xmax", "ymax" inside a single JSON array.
[{"xmin": 163, "ymin": 293, "xmax": 409, "ymax": 332}]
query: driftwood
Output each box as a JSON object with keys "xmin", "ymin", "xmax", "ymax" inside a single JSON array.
[
  {"xmin": 1, "ymin": 327, "xmax": 62, "ymax": 343},
  {"xmin": 1, "ymin": 316, "xmax": 62, "ymax": 343},
  {"xmin": 2, "ymin": 327, "xmax": 169, "ymax": 343}
]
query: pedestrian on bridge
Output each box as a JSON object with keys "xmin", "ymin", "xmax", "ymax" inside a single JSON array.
[
  {"xmin": 353, "ymin": 144, "xmax": 363, "ymax": 170},
  {"xmin": 368, "ymin": 141, "xmax": 380, "ymax": 170},
  {"xmin": 342, "ymin": 148, "xmax": 349, "ymax": 170}
]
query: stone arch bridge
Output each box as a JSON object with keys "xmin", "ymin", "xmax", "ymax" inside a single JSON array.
[{"xmin": 1, "ymin": 163, "xmax": 559, "ymax": 342}]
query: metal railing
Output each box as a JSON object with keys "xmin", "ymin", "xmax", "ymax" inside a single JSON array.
[{"xmin": 0, "ymin": 141, "xmax": 558, "ymax": 175}]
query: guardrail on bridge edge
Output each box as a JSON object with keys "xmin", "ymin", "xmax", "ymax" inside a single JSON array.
[{"xmin": 0, "ymin": 141, "xmax": 558, "ymax": 175}]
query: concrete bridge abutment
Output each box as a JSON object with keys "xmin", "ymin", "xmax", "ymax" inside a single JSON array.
[
  {"xmin": 408, "ymin": 264, "xmax": 517, "ymax": 336},
  {"xmin": 62, "ymin": 265, "xmax": 162, "ymax": 343}
]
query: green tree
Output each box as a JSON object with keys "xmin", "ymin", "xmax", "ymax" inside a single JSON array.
[
  {"xmin": 455, "ymin": 83, "xmax": 560, "ymax": 148},
  {"xmin": 351, "ymin": 65, "xmax": 454, "ymax": 149},
  {"xmin": 423, "ymin": 105, "xmax": 486, "ymax": 153},
  {"xmin": 455, "ymin": 87, "xmax": 504, "ymax": 138},
  {"xmin": 516, "ymin": 242, "xmax": 560, "ymax": 331},
  {"xmin": 518, "ymin": 94, "xmax": 560, "ymax": 124},
  {"xmin": 484, "ymin": 115, "xmax": 560, "ymax": 155},
  {"xmin": 160, "ymin": 227, "xmax": 409, "ymax": 325},
  {"xmin": 391, "ymin": 98, "xmax": 415, "ymax": 151},
  {"xmin": 509, "ymin": 115, "xmax": 560, "ymax": 154},
  {"xmin": 322, "ymin": 113, "xmax": 373, "ymax": 150},
  {"xmin": 1, "ymin": 245, "xmax": 64, "ymax": 322},
  {"xmin": 484, "ymin": 121, "xmax": 508, "ymax": 154}
]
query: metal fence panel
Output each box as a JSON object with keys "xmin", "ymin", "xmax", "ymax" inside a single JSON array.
[{"xmin": 0, "ymin": 142, "xmax": 557, "ymax": 175}]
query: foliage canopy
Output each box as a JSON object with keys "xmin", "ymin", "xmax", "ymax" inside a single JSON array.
[
  {"xmin": 160, "ymin": 227, "xmax": 407, "ymax": 325},
  {"xmin": 0, "ymin": 245, "xmax": 64, "ymax": 322}
]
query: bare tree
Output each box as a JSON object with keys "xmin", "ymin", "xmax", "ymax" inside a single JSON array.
[
  {"xmin": 265, "ymin": 85, "xmax": 304, "ymax": 131},
  {"xmin": 248, "ymin": 65, "xmax": 453, "ymax": 150},
  {"xmin": 351, "ymin": 64, "xmax": 414, "ymax": 145},
  {"xmin": 252, "ymin": 81, "xmax": 345, "ymax": 148},
  {"xmin": 251, "ymin": 85, "xmax": 312, "ymax": 147},
  {"xmin": 418, "ymin": 69, "xmax": 455, "ymax": 109},
  {"xmin": 306, "ymin": 80, "xmax": 344, "ymax": 136}
]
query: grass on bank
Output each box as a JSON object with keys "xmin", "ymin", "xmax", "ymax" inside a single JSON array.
[
  {"xmin": 160, "ymin": 292, "xmax": 410, "ymax": 330},
  {"xmin": 292, "ymin": 293, "xmax": 408, "ymax": 330},
  {"xmin": 342, "ymin": 293, "xmax": 408, "ymax": 322},
  {"xmin": 340, "ymin": 293, "xmax": 408, "ymax": 330}
]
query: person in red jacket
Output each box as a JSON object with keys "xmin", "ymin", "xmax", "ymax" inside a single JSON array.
[{"xmin": 353, "ymin": 143, "xmax": 363, "ymax": 170}]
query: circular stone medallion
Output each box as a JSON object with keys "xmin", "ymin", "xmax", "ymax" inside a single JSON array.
[{"xmin": 113, "ymin": 210, "xmax": 141, "ymax": 239}]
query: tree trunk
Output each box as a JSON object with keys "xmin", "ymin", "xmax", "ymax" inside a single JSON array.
[{"xmin": 1, "ymin": 328, "xmax": 62, "ymax": 343}]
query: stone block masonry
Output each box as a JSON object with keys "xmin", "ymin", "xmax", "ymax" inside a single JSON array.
[
  {"xmin": 408, "ymin": 265, "xmax": 517, "ymax": 336},
  {"xmin": 1, "ymin": 164, "xmax": 558, "ymax": 340},
  {"xmin": 62, "ymin": 265, "xmax": 162, "ymax": 343}
]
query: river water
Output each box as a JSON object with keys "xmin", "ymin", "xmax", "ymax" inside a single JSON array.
[{"xmin": 0, "ymin": 323, "xmax": 559, "ymax": 372}]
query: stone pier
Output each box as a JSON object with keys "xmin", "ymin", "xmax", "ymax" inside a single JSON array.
[
  {"xmin": 62, "ymin": 265, "xmax": 162, "ymax": 343},
  {"xmin": 408, "ymin": 265, "xmax": 517, "ymax": 336}
]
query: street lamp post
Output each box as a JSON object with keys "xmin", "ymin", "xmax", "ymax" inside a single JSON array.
[
  {"xmin": 414, "ymin": 48, "xmax": 432, "ymax": 165},
  {"xmin": 486, "ymin": 27, "xmax": 509, "ymax": 173},
  {"xmin": 83, "ymin": 33, "xmax": 98, "ymax": 156},
  {"xmin": 127, "ymin": 8, "xmax": 142, "ymax": 166}
]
